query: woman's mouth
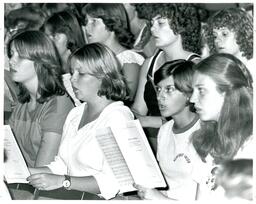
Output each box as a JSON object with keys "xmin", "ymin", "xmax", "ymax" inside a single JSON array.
[
  {"xmin": 9, "ymin": 67, "xmax": 17, "ymax": 73},
  {"xmin": 158, "ymin": 104, "xmax": 167, "ymax": 111}
]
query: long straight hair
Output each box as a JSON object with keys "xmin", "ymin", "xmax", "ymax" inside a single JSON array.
[
  {"xmin": 7, "ymin": 30, "xmax": 65, "ymax": 103},
  {"xmin": 191, "ymin": 53, "xmax": 253, "ymax": 164}
]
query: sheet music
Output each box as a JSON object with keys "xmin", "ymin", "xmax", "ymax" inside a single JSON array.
[
  {"xmin": 95, "ymin": 127, "xmax": 135, "ymax": 193},
  {"xmin": 4, "ymin": 125, "xmax": 30, "ymax": 183},
  {"xmin": 111, "ymin": 120, "xmax": 166, "ymax": 189}
]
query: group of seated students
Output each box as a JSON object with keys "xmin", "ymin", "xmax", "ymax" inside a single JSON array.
[{"xmin": 3, "ymin": 3, "xmax": 254, "ymax": 201}]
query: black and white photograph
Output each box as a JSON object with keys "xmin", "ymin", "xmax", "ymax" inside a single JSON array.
[{"xmin": 1, "ymin": 1, "xmax": 254, "ymax": 201}]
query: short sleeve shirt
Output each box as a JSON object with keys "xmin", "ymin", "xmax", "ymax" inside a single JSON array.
[{"xmin": 8, "ymin": 94, "xmax": 74, "ymax": 167}]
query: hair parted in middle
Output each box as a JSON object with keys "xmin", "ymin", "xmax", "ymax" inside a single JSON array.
[
  {"xmin": 82, "ymin": 3, "xmax": 135, "ymax": 49},
  {"xmin": 191, "ymin": 53, "xmax": 253, "ymax": 164},
  {"xmin": 68, "ymin": 42, "xmax": 128, "ymax": 101},
  {"xmin": 41, "ymin": 10, "xmax": 86, "ymax": 52},
  {"xmin": 7, "ymin": 30, "xmax": 66, "ymax": 104}
]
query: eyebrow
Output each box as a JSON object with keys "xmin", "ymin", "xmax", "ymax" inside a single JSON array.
[{"xmin": 194, "ymin": 83, "xmax": 204, "ymax": 88}]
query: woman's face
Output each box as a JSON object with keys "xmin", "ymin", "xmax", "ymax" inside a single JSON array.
[
  {"xmin": 150, "ymin": 15, "xmax": 178, "ymax": 48},
  {"xmin": 9, "ymin": 43, "xmax": 37, "ymax": 84},
  {"xmin": 70, "ymin": 58, "xmax": 101, "ymax": 102},
  {"xmin": 156, "ymin": 75, "xmax": 187, "ymax": 118},
  {"xmin": 213, "ymin": 27, "xmax": 240, "ymax": 57},
  {"xmin": 85, "ymin": 14, "xmax": 111, "ymax": 44},
  {"xmin": 44, "ymin": 26, "xmax": 68, "ymax": 56},
  {"xmin": 190, "ymin": 72, "xmax": 225, "ymax": 121}
]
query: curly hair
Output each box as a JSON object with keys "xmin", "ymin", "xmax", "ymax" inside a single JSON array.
[
  {"xmin": 191, "ymin": 53, "xmax": 253, "ymax": 164},
  {"xmin": 141, "ymin": 3, "xmax": 201, "ymax": 54},
  {"xmin": 205, "ymin": 8, "xmax": 253, "ymax": 59},
  {"xmin": 7, "ymin": 30, "xmax": 65, "ymax": 104},
  {"xmin": 41, "ymin": 10, "xmax": 85, "ymax": 53},
  {"xmin": 82, "ymin": 3, "xmax": 135, "ymax": 49},
  {"xmin": 68, "ymin": 43, "xmax": 128, "ymax": 101}
]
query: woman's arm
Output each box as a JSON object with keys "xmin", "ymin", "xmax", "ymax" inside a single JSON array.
[
  {"xmin": 35, "ymin": 132, "xmax": 62, "ymax": 167},
  {"xmin": 27, "ymin": 173, "xmax": 100, "ymax": 194},
  {"xmin": 137, "ymin": 115, "xmax": 163, "ymax": 128},
  {"xmin": 131, "ymin": 58, "xmax": 151, "ymax": 116},
  {"xmin": 122, "ymin": 63, "xmax": 140, "ymax": 101}
]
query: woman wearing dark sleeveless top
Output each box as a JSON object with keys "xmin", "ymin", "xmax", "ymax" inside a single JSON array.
[{"xmin": 132, "ymin": 4, "xmax": 201, "ymax": 153}]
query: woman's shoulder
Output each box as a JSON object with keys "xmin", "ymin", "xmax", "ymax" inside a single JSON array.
[
  {"xmin": 235, "ymin": 135, "xmax": 254, "ymax": 159},
  {"xmin": 45, "ymin": 94, "xmax": 74, "ymax": 110},
  {"xmin": 100, "ymin": 101, "xmax": 134, "ymax": 121},
  {"xmin": 117, "ymin": 49, "xmax": 145, "ymax": 66}
]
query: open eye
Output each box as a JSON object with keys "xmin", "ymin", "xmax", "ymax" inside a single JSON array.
[{"xmin": 166, "ymin": 86, "xmax": 176, "ymax": 93}]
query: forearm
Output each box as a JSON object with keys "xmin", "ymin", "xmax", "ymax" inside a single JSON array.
[
  {"xmin": 69, "ymin": 176, "xmax": 100, "ymax": 195},
  {"xmin": 29, "ymin": 166, "xmax": 51, "ymax": 175},
  {"xmin": 35, "ymin": 132, "xmax": 62, "ymax": 167},
  {"xmin": 138, "ymin": 116, "xmax": 163, "ymax": 128}
]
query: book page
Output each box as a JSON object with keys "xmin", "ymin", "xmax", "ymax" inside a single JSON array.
[
  {"xmin": 111, "ymin": 120, "xmax": 166, "ymax": 189},
  {"xmin": 4, "ymin": 125, "xmax": 30, "ymax": 183},
  {"xmin": 95, "ymin": 127, "xmax": 135, "ymax": 193}
]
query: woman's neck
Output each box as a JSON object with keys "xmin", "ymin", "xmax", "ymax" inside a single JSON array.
[
  {"xmin": 23, "ymin": 76, "xmax": 38, "ymax": 98},
  {"xmin": 81, "ymin": 98, "xmax": 113, "ymax": 126},
  {"xmin": 161, "ymin": 37, "xmax": 192, "ymax": 61},
  {"xmin": 104, "ymin": 36, "xmax": 126, "ymax": 55},
  {"xmin": 163, "ymin": 47, "xmax": 192, "ymax": 62},
  {"xmin": 61, "ymin": 49, "xmax": 71, "ymax": 73},
  {"xmin": 172, "ymin": 108, "xmax": 197, "ymax": 131}
]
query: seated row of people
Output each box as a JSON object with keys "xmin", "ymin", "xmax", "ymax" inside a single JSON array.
[{"xmin": 3, "ymin": 3, "xmax": 253, "ymax": 201}]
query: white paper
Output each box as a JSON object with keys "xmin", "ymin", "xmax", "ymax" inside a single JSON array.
[
  {"xmin": 95, "ymin": 127, "xmax": 135, "ymax": 193},
  {"xmin": 4, "ymin": 125, "xmax": 30, "ymax": 184},
  {"xmin": 95, "ymin": 120, "xmax": 166, "ymax": 194},
  {"xmin": 111, "ymin": 120, "xmax": 166, "ymax": 189}
]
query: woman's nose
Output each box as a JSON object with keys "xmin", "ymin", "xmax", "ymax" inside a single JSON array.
[
  {"xmin": 70, "ymin": 73, "xmax": 77, "ymax": 83},
  {"xmin": 190, "ymin": 91, "xmax": 197, "ymax": 104},
  {"xmin": 157, "ymin": 90, "xmax": 165, "ymax": 101}
]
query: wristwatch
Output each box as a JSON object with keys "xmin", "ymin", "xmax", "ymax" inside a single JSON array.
[{"xmin": 62, "ymin": 174, "xmax": 71, "ymax": 190}]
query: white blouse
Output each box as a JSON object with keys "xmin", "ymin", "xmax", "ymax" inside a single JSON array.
[
  {"xmin": 47, "ymin": 101, "xmax": 134, "ymax": 199},
  {"xmin": 116, "ymin": 50, "xmax": 145, "ymax": 66}
]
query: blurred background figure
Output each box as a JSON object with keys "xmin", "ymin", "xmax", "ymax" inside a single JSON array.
[
  {"xmin": 41, "ymin": 10, "xmax": 86, "ymax": 106},
  {"xmin": 215, "ymin": 159, "xmax": 253, "ymax": 201},
  {"xmin": 124, "ymin": 3, "xmax": 157, "ymax": 58}
]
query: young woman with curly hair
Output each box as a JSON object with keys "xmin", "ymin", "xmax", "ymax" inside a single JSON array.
[
  {"xmin": 190, "ymin": 53, "xmax": 253, "ymax": 199},
  {"xmin": 131, "ymin": 3, "xmax": 201, "ymax": 153},
  {"xmin": 82, "ymin": 3, "xmax": 145, "ymax": 103},
  {"xmin": 205, "ymin": 8, "xmax": 253, "ymax": 78}
]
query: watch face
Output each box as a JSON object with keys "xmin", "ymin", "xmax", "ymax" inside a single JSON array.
[{"xmin": 63, "ymin": 180, "xmax": 71, "ymax": 188}]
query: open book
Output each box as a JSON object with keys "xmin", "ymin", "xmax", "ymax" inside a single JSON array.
[
  {"xmin": 4, "ymin": 125, "xmax": 30, "ymax": 184},
  {"xmin": 95, "ymin": 120, "xmax": 166, "ymax": 194}
]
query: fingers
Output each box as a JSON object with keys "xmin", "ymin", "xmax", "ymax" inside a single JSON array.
[
  {"xmin": 27, "ymin": 173, "xmax": 47, "ymax": 190},
  {"xmin": 133, "ymin": 183, "xmax": 146, "ymax": 199}
]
